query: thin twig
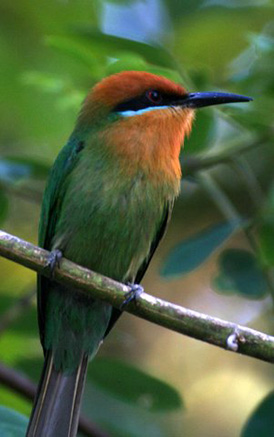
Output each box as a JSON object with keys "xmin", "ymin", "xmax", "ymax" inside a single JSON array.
[
  {"xmin": 230, "ymin": 155, "xmax": 264, "ymax": 209},
  {"xmin": 196, "ymin": 171, "xmax": 241, "ymax": 223},
  {"xmin": 197, "ymin": 171, "xmax": 274, "ymax": 304},
  {"xmin": 0, "ymin": 362, "xmax": 110, "ymax": 437},
  {"xmin": 183, "ymin": 133, "xmax": 268, "ymax": 177},
  {"xmin": 228, "ymin": 157, "xmax": 274, "ymax": 300},
  {"xmin": 0, "ymin": 230, "xmax": 273, "ymax": 363},
  {"xmin": 1, "ymin": 182, "xmax": 43, "ymax": 204},
  {"xmin": 1, "ymin": 135, "xmax": 269, "ymax": 206}
]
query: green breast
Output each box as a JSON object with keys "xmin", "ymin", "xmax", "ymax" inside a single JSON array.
[{"xmin": 51, "ymin": 142, "xmax": 176, "ymax": 282}]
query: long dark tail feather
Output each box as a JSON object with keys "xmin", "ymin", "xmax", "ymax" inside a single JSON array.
[{"xmin": 26, "ymin": 351, "xmax": 88, "ymax": 437}]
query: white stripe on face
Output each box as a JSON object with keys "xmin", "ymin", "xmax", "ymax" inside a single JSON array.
[{"xmin": 118, "ymin": 105, "xmax": 170, "ymax": 117}]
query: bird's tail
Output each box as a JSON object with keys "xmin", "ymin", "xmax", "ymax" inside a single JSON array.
[{"xmin": 26, "ymin": 350, "xmax": 88, "ymax": 437}]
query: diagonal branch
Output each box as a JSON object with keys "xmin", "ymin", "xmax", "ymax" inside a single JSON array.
[{"xmin": 0, "ymin": 230, "xmax": 274, "ymax": 363}]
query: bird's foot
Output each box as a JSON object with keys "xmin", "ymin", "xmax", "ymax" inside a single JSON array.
[
  {"xmin": 120, "ymin": 283, "xmax": 144, "ymax": 310},
  {"xmin": 45, "ymin": 249, "xmax": 63, "ymax": 278}
]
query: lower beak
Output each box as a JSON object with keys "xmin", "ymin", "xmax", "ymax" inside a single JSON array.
[{"xmin": 178, "ymin": 92, "xmax": 252, "ymax": 109}]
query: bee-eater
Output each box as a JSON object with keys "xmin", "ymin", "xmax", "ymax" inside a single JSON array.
[{"xmin": 26, "ymin": 71, "xmax": 251, "ymax": 436}]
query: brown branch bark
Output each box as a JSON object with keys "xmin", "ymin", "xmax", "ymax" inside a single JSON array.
[{"xmin": 0, "ymin": 230, "xmax": 274, "ymax": 363}]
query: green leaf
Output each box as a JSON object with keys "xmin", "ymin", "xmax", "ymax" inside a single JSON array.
[
  {"xmin": 259, "ymin": 222, "xmax": 274, "ymax": 266},
  {"xmin": 0, "ymin": 406, "xmax": 28, "ymax": 437},
  {"xmin": 83, "ymin": 384, "xmax": 169, "ymax": 437},
  {"xmin": 56, "ymin": 90, "xmax": 85, "ymax": 112},
  {"xmin": 0, "ymin": 388, "xmax": 31, "ymax": 421},
  {"xmin": 205, "ymin": 0, "xmax": 271, "ymax": 7},
  {"xmin": 258, "ymin": 184, "xmax": 274, "ymax": 267},
  {"xmin": 214, "ymin": 249, "xmax": 268, "ymax": 299},
  {"xmin": 22, "ymin": 71, "xmax": 67, "ymax": 94},
  {"xmin": 45, "ymin": 36, "xmax": 99, "ymax": 71},
  {"xmin": 241, "ymin": 391, "xmax": 274, "ymax": 437},
  {"xmin": 0, "ymin": 188, "xmax": 8, "ymax": 225},
  {"xmin": 160, "ymin": 221, "xmax": 241, "ymax": 278},
  {"xmin": 73, "ymin": 28, "xmax": 178, "ymax": 70},
  {"xmin": 106, "ymin": 53, "xmax": 148, "ymax": 76},
  {"xmin": 88, "ymin": 358, "xmax": 182, "ymax": 412},
  {"xmin": 0, "ymin": 157, "xmax": 49, "ymax": 184},
  {"xmin": 106, "ymin": 53, "xmax": 182, "ymax": 83},
  {"xmin": 22, "ymin": 71, "xmax": 87, "ymax": 111}
]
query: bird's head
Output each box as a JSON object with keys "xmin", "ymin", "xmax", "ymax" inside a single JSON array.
[
  {"xmin": 77, "ymin": 71, "xmax": 252, "ymax": 184},
  {"xmin": 79, "ymin": 70, "xmax": 251, "ymax": 121}
]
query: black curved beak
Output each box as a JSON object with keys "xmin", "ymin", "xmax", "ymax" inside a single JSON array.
[{"xmin": 178, "ymin": 92, "xmax": 253, "ymax": 109}]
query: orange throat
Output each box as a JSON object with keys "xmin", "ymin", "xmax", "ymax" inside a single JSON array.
[{"xmin": 101, "ymin": 107, "xmax": 195, "ymax": 186}]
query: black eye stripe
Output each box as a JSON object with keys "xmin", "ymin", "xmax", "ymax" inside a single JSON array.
[{"xmin": 113, "ymin": 91, "xmax": 183, "ymax": 113}]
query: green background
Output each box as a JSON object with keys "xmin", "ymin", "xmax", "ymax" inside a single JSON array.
[{"xmin": 0, "ymin": 0, "xmax": 274, "ymax": 436}]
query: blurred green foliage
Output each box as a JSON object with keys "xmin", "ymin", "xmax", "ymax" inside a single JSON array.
[
  {"xmin": 242, "ymin": 391, "xmax": 274, "ymax": 437},
  {"xmin": 160, "ymin": 220, "xmax": 241, "ymax": 278},
  {"xmin": 0, "ymin": 0, "xmax": 274, "ymax": 436},
  {"xmin": 0, "ymin": 406, "xmax": 28, "ymax": 437},
  {"xmin": 214, "ymin": 249, "xmax": 268, "ymax": 299},
  {"xmin": 88, "ymin": 357, "xmax": 182, "ymax": 412}
]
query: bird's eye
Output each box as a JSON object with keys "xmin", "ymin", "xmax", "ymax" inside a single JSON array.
[{"xmin": 146, "ymin": 90, "xmax": 163, "ymax": 104}]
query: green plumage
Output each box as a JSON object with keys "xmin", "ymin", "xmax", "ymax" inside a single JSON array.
[
  {"xmin": 28, "ymin": 112, "xmax": 178, "ymax": 436},
  {"xmin": 26, "ymin": 69, "xmax": 251, "ymax": 437},
  {"xmin": 38, "ymin": 122, "xmax": 176, "ymax": 372}
]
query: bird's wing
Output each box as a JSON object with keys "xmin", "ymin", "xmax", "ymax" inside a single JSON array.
[
  {"xmin": 136, "ymin": 201, "xmax": 173, "ymax": 283},
  {"xmin": 104, "ymin": 201, "xmax": 174, "ymax": 336},
  {"xmin": 38, "ymin": 138, "xmax": 84, "ymax": 345},
  {"xmin": 39, "ymin": 138, "xmax": 84, "ymax": 249}
]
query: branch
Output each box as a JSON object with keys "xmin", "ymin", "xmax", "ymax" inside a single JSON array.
[
  {"xmin": 1, "ymin": 134, "xmax": 270, "ymax": 206},
  {"xmin": 0, "ymin": 362, "xmax": 110, "ymax": 437},
  {"xmin": 182, "ymin": 133, "xmax": 267, "ymax": 176},
  {"xmin": 0, "ymin": 230, "xmax": 274, "ymax": 363},
  {"xmin": 0, "ymin": 181, "xmax": 43, "ymax": 204}
]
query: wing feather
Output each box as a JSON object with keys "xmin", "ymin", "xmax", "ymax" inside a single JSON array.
[
  {"xmin": 38, "ymin": 138, "xmax": 84, "ymax": 345},
  {"xmin": 104, "ymin": 201, "xmax": 174, "ymax": 336}
]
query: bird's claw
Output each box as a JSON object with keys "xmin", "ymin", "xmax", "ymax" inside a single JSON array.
[
  {"xmin": 45, "ymin": 249, "xmax": 63, "ymax": 278},
  {"xmin": 120, "ymin": 283, "xmax": 143, "ymax": 311}
]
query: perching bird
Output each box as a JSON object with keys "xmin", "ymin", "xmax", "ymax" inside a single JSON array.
[{"xmin": 26, "ymin": 71, "xmax": 251, "ymax": 436}]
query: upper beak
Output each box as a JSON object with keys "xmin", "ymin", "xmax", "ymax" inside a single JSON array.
[{"xmin": 178, "ymin": 92, "xmax": 253, "ymax": 109}]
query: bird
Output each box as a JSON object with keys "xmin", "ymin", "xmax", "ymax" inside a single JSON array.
[{"xmin": 26, "ymin": 70, "xmax": 251, "ymax": 436}]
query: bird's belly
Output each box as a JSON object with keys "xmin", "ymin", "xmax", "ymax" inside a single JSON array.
[{"xmin": 52, "ymin": 174, "xmax": 165, "ymax": 282}]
